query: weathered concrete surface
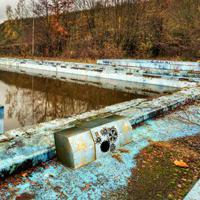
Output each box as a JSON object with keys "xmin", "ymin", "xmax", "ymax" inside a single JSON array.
[
  {"xmin": 1, "ymin": 103, "xmax": 200, "ymax": 200},
  {"xmin": 0, "ymin": 58, "xmax": 196, "ymax": 88},
  {"xmin": 0, "ymin": 106, "xmax": 3, "ymax": 134},
  {"xmin": 1, "ymin": 86, "xmax": 200, "ymax": 178},
  {"xmin": 184, "ymin": 179, "xmax": 200, "ymax": 200},
  {"xmin": 97, "ymin": 59, "xmax": 200, "ymax": 82},
  {"xmin": 97, "ymin": 59, "xmax": 200, "ymax": 71},
  {"xmin": 0, "ymin": 58, "xmax": 200, "ymax": 199}
]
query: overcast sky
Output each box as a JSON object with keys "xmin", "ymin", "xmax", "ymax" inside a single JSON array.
[{"xmin": 0, "ymin": 0, "xmax": 18, "ymax": 23}]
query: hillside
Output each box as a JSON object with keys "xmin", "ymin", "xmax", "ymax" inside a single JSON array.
[{"xmin": 0, "ymin": 0, "xmax": 200, "ymax": 60}]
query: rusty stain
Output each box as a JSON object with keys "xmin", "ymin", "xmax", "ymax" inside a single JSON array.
[
  {"xmin": 76, "ymin": 141, "xmax": 87, "ymax": 152},
  {"xmin": 143, "ymin": 74, "xmax": 162, "ymax": 79},
  {"xmin": 118, "ymin": 148, "xmax": 130, "ymax": 153},
  {"xmin": 123, "ymin": 122, "xmax": 132, "ymax": 134},
  {"xmin": 112, "ymin": 154, "xmax": 123, "ymax": 163}
]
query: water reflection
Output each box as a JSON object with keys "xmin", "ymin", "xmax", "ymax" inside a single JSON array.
[{"xmin": 0, "ymin": 71, "xmax": 145, "ymax": 131}]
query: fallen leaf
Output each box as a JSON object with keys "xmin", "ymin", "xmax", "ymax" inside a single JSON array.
[
  {"xmin": 118, "ymin": 148, "xmax": 130, "ymax": 153},
  {"xmin": 151, "ymin": 141, "xmax": 172, "ymax": 149},
  {"xmin": 82, "ymin": 184, "xmax": 90, "ymax": 191},
  {"xmin": 174, "ymin": 160, "xmax": 189, "ymax": 168},
  {"xmin": 21, "ymin": 172, "xmax": 28, "ymax": 177},
  {"xmin": 112, "ymin": 154, "xmax": 123, "ymax": 163},
  {"xmin": 16, "ymin": 192, "xmax": 35, "ymax": 200}
]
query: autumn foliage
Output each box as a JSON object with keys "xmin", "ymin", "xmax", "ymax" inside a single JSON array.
[{"xmin": 0, "ymin": 0, "xmax": 199, "ymax": 60}]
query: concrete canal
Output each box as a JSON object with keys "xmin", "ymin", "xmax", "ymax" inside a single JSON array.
[{"xmin": 0, "ymin": 71, "xmax": 148, "ymax": 131}]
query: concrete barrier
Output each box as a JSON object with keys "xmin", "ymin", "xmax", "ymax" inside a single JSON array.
[
  {"xmin": 54, "ymin": 115, "xmax": 132, "ymax": 169},
  {"xmin": 0, "ymin": 106, "xmax": 4, "ymax": 134},
  {"xmin": 0, "ymin": 58, "xmax": 196, "ymax": 88},
  {"xmin": 97, "ymin": 59, "xmax": 200, "ymax": 71}
]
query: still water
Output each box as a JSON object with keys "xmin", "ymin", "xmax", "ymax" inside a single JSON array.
[{"xmin": 0, "ymin": 71, "xmax": 148, "ymax": 131}]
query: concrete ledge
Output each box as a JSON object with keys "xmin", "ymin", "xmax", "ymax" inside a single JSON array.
[
  {"xmin": 97, "ymin": 59, "xmax": 200, "ymax": 71},
  {"xmin": 0, "ymin": 58, "xmax": 196, "ymax": 88},
  {"xmin": 1, "ymin": 87, "xmax": 200, "ymax": 178}
]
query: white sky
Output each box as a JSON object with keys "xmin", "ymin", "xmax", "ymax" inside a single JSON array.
[{"xmin": 0, "ymin": 0, "xmax": 18, "ymax": 23}]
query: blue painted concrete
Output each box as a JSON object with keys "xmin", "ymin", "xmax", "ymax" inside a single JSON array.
[
  {"xmin": 0, "ymin": 106, "xmax": 4, "ymax": 134},
  {"xmin": 0, "ymin": 58, "xmax": 196, "ymax": 88},
  {"xmin": 184, "ymin": 179, "xmax": 200, "ymax": 200},
  {"xmin": 97, "ymin": 59, "xmax": 200, "ymax": 71},
  {"xmin": 1, "ymin": 106, "xmax": 200, "ymax": 199}
]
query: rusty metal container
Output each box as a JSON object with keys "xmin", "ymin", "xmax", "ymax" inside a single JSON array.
[
  {"xmin": 54, "ymin": 115, "xmax": 132, "ymax": 169},
  {"xmin": 54, "ymin": 126, "xmax": 95, "ymax": 169}
]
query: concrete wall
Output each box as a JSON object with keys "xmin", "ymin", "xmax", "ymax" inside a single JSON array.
[
  {"xmin": 97, "ymin": 59, "xmax": 200, "ymax": 71},
  {"xmin": 0, "ymin": 58, "xmax": 196, "ymax": 88}
]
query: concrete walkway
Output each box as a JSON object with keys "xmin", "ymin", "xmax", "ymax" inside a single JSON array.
[{"xmin": 1, "ymin": 87, "xmax": 200, "ymax": 179}]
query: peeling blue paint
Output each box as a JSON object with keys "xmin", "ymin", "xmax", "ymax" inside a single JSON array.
[
  {"xmin": 0, "ymin": 58, "xmax": 200, "ymax": 199},
  {"xmin": 16, "ymin": 182, "xmax": 31, "ymax": 193},
  {"xmin": 0, "ymin": 58, "xmax": 196, "ymax": 88},
  {"xmin": 97, "ymin": 59, "xmax": 200, "ymax": 71},
  {"xmin": 1, "ymin": 86, "xmax": 200, "ymax": 179},
  {"xmin": 184, "ymin": 179, "xmax": 200, "ymax": 200},
  {"xmin": 2, "ymin": 106, "xmax": 200, "ymax": 199}
]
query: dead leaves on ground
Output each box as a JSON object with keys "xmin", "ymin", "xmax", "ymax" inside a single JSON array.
[
  {"xmin": 118, "ymin": 148, "xmax": 130, "ymax": 153},
  {"xmin": 174, "ymin": 160, "xmax": 189, "ymax": 168},
  {"xmin": 149, "ymin": 140, "xmax": 172, "ymax": 149},
  {"xmin": 112, "ymin": 154, "xmax": 123, "ymax": 163},
  {"xmin": 81, "ymin": 184, "xmax": 91, "ymax": 191},
  {"xmin": 112, "ymin": 148, "xmax": 130, "ymax": 163}
]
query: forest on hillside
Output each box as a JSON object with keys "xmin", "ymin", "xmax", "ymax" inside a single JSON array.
[{"xmin": 0, "ymin": 0, "xmax": 199, "ymax": 60}]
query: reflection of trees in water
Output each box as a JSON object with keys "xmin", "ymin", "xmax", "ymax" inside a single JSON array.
[
  {"xmin": 2, "ymin": 71, "xmax": 135, "ymax": 127},
  {"xmin": 6, "ymin": 87, "xmax": 33, "ymax": 127}
]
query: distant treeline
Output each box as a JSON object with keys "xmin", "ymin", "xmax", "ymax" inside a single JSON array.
[{"xmin": 0, "ymin": 0, "xmax": 199, "ymax": 60}]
